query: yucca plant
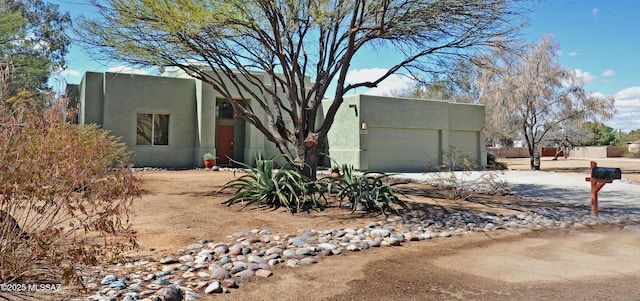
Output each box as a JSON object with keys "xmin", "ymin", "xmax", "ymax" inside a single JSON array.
[
  {"xmin": 331, "ymin": 164, "xmax": 409, "ymax": 216},
  {"xmin": 219, "ymin": 156, "xmax": 327, "ymax": 213}
]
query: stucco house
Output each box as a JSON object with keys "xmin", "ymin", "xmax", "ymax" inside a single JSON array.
[
  {"xmin": 326, "ymin": 95, "xmax": 487, "ymax": 171},
  {"xmin": 65, "ymin": 69, "xmax": 487, "ymax": 171}
]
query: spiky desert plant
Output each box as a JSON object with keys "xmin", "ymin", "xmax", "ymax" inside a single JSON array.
[
  {"xmin": 332, "ymin": 164, "xmax": 409, "ymax": 216},
  {"xmin": 219, "ymin": 155, "xmax": 327, "ymax": 213}
]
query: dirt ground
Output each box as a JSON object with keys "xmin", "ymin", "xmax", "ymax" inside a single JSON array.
[
  {"xmin": 113, "ymin": 157, "xmax": 640, "ymax": 301},
  {"xmin": 501, "ymin": 157, "xmax": 640, "ymax": 183},
  {"xmin": 37, "ymin": 157, "xmax": 640, "ymax": 300}
]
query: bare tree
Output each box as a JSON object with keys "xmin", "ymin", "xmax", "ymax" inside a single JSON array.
[
  {"xmin": 78, "ymin": 0, "xmax": 529, "ymax": 178},
  {"xmin": 542, "ymin": 119, "xmax": 595, "ymax": 160},
  {"xmin": 389, "ymin": 78, "xmax": 453, "ymax": 100},
  {"xmin": 389, "ymin": 57, "xmax": 485, "ymax": 103},
  {"xmin": 478, "ymin": 35, "xmax": 615, "ymax": 169}
]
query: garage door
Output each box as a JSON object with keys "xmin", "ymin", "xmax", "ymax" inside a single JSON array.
[
  {"xmin": 448, "ymin": 130, "xmax": 480, "ymax": 165},
  {"xmin": 366, "ymin": 127, "xmax": 441, "ymax": 172}
]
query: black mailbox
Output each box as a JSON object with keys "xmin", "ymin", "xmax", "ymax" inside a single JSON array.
[{"xmin": 591, "ymin": 167, "xmax": 621, "ymax": 180}]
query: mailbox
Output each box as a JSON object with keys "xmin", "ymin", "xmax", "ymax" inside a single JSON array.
[
  {"xmin": 586, "ymin": 161, "xmax": 621, "ymax": 217},
  {"xmin": 591, "ymin": 167, "xmax": 621, "ymax": 180}
]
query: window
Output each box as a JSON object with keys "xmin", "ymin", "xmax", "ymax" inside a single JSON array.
[
  {"xmin": 216, "ymin": 101, "xmax": 234, "ymax": 119},
  {"xmin": 136, "ymin": 113, "xmax": 169, "ymax": 145}
]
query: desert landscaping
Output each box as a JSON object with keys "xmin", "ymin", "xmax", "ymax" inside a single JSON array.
[
  {"xmin": 4, "ymin": 1, "xmax": 640, "ymax": 301},
  {"xmin": 0, "ymin": 0, "xmax": 640, "ymax": 301},
  {"xmin": 6, "ymin": 157, "xmax": 640, "ymax": 301}
]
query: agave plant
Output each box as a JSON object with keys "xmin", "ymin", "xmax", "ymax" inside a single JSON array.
[
  {"xmin": 218, "ymin": 156, "xmax": 327, "ymax": 213},
  {"xmin": 331, "ymin": 164, "xmax": 409, "ymax": 216}
]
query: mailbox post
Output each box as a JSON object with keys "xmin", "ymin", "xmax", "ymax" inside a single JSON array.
[{"xmin": 584, "ymin": 161, "xmax": 621, "ymax": 216}]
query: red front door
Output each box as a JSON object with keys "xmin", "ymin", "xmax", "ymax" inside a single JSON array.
[{"xmin": 216, "ymin": 125, "xmax": 234, "ymax": 165}]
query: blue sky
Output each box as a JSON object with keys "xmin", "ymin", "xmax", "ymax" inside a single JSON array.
[
  {"xmin": 52, "ymin": 0, "xmax": 640, "ymax": 131},
  {"xmin": 522, "ymin": 0, "xmax": 640, "ymax": 132}
]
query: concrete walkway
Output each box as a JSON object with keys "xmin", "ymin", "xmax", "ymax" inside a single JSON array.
[{"xmin": 396, "ymin": 170, "xmax": 640, "ymax": 213}]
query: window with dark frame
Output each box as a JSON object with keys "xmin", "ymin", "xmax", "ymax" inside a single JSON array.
[
  {"xmin": 136, "ymin": 113, "xmax": 169, "ymax": 145},
  {"xmin": 216, "ymin": 100, "xmax": 234, "ymax": 119}
]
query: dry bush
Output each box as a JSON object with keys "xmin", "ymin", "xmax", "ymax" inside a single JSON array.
[
  {"xmin": 429, "ymin": 147, "xmax": 509, "ymax": 201},
  {"xmin": 0, "ymin": 92, "xmax": 140, "ymax": 286}
]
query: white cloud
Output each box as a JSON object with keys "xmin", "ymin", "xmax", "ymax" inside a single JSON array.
[
  {"xmin": 592, "ymin": 8, "xmax": 599, "ymax": 16},
  {"xmin": 106, "ymin": 66, "xmax": 150, "ymax": 75},
  {"xmin": 573, "ymin": 69, "xmax": 596, "ymax": 84},
  {"xmin": 568, "ymin": 52, "xmax": 578, "ymax": 57},
  {"xmin": 51, "ymin": 67, "xmax": 81, "ymax": 78},
  {"xmin": 344, "ymin": 68, "xmax": 415, "ymax": 96},
  {"xmin": 601, "ymin": 69, "xmax": 615, "ymax": 77},
  {"xmin": 607, "ymin": 87, "xmax": 640, "ymax": 131},
  {"xmin": 59, "ymin": 69, "xmax": 80, "ymax": 77},
  {"xmin": 614, "ymin": 86, "xmax": 640, "ymax": 101}
]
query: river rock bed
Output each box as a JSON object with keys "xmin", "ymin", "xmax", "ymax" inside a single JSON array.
[{"xmin": 76, "ymin": 207, "xmax": 640, "ymax": 301}]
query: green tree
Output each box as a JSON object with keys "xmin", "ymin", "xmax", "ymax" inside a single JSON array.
[
  {"xmin": 0, "ymin": 0, "xmax": 71, "ymax": 101},
  {"xmin": 477, "ymin": 35, "xmax": 615, "ymax": 170},
  {"xmin": 78, "ymin": 0, "xmax": 529, "ymax": 179},
  {"xmin": 620, "ymin": 129, "xmax": 640, "ymax": 145},
  {"xmin": 583, "ymin": 121, "xmax": 618, "ymax": 146}
]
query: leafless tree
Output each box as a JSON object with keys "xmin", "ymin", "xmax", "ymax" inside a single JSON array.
[
  {"xmin": 542, "ymin": 119, "xmax": 596, "ymax": 160},
  {"xmin": 477, "ymin": 35, "xmax": 615, "ymax": 169}
]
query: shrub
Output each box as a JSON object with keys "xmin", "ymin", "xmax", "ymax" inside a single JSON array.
[
  {"xmin": 486, "ymin": 152, "xmax": 508, "ymax": 170},
  {"xmin": 330, "ymin": 164, "xmax": 409, "ymax": 216},
  {"xmin": 0, "ymin": 95, "xmax": 140, "ymax": 285},
  {"xmin": 429, "ymin": 147, "xmax": 508, "ymax": 201},
  {"xmin": 219, "ymin": 156, "xmax": 327, "ymax": 213}
]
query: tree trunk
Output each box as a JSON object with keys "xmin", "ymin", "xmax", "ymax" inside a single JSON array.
[
  {"xmin": 524, "ymin": 124, "xmax": 540, "ymax": 170},
  {"xmin": 527, "ymin": 143, "xmax": 540, "ymax": 170},
  {"xmin": 529, "ymin": 150, "xmax": 540, "ymax": 170},
  {"xmin": 302, "ymin": 145, "xmax": 318, "ymax": 180},
  {"xmin": 529, "ymin": 156, "xmax": 535, "ymax": 169}
]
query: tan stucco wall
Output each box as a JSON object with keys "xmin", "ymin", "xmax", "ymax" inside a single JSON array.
[
  {"xmin": 488, "ymin": 146, "xmax": 625, "ymax": 159},
  {"xmin": 487, "ymin": 147, "xmax": 530, "ymax": 158},
  {"xmin": 570, "ymin": 146, "xmax": 624, "ymax": 158}
]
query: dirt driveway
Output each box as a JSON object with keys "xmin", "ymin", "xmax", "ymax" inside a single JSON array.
[{"xmin": 109, "ymin": 157, "xmax": 640, "ymax": 301}]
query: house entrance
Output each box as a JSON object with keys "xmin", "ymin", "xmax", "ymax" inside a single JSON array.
[
  {"xmin": 215, "ymin": 99, "xmax": 246, "ymax": 166},
  {"xmin": 216, "ymin": 125, "xmax": 234, "ymax": 165}
]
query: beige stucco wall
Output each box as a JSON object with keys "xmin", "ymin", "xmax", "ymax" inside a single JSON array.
[
  {"xmin": 570, "ymin": 146, "xmax": 624, "ymax": 158},
  {"xmin": 487, "ymin": 147, "xmax": 530, "ymax": 158},
  {"xmin": 324, "ymin": 95, "xmax": 487, "ymax": 172},
  {"xmin": 488, "ymin": 146, "xmax": 626, "ymax": 159}
]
